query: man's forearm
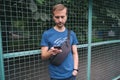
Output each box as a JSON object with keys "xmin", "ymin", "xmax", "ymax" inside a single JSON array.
[
  {"xmin": 73, "ymin": 53, "xmax": 79, "ymax": 69},
  {"xmin": 41, "ymin": 51, "xmax": 52, "ymax": 60}
]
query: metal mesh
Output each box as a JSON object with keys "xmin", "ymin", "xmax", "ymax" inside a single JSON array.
[
  {"xmin": 91, "ymin": 43, "xmax": 120, "ymax": 80},
  {"xmin": 0, "ymin": 0, "xmax": 88, "ymax": 80},
  {"xmin": 3, "ymin": 48, "xmax": 88, "ymax": 80},
  {"xmin": 92, "ymin": 0, "xmax": 120, "ymax": 42},
  {"xmin": 91, "ymin": 0, "xmax": 120, "ymax": 80},
  {"xmin": 0, "ymin": 0, "xmax": 48, "ymax": 53},
  {"xmin": 77, "ymin": 48, "xmax": 88, "ymax": 80},
  {"xmin": 4, "ymin": 54, "xmax": 49, "ymax": 80},
  {"xmin": 0, "ymin": 0, "xmax": 88, "ymax": 53},
  {"xmin": 0, "ymin": 0, "xmax": 120, "ymax": 80}
]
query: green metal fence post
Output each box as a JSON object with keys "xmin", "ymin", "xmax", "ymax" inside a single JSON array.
[
  {"xmin": 0, "ymin": 20, "xmax": 5, "ymax": 80},
  {"xmin": 87, "ymin": 0, "xmax": 93, "ymax": 80}
]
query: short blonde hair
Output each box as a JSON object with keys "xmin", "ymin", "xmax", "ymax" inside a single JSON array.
[{"xmin": 52, "ymin": 4, "xmax": 67, "ymax": 15}]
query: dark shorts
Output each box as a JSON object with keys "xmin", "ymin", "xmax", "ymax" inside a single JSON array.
[{"xmin": 50, "ymin": 75, "xmax": 76, "ymax": 80}]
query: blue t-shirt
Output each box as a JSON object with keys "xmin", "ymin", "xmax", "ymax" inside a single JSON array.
[{"xmin": 40, "ymin": 28, "xmax": 78, "ymax": 79}]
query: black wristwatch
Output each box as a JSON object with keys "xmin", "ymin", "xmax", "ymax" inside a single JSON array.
[{"xmin": 73, "ymin": 69, "xmax": 79, "ymax": 72}]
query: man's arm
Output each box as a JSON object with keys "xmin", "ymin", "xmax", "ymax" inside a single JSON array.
[
  {"xmin": 72, "ymin": 45, "xmax": 79, "ymax": 76},
  {"xmin": 41, "ymin": 46, "xmax": 52, "ymax": 60}
]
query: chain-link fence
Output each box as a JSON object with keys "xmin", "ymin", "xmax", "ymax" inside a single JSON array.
[{"xmin": 0, "ymin": 0, "xmax": 120, "ymax": 80}]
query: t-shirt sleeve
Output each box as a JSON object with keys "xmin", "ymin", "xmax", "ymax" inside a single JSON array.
[
  {"xmin": 71, "ymin": 31, "xmax": 79, "ymax": 45},
  {"xmin": 40, "ymin": 32, "xmax": 48, "ymax": 47}
]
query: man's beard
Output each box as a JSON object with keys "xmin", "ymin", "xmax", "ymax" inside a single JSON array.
[{"xmin": 57, "ymin": 22, "xmax": 64, "ymax": 28}]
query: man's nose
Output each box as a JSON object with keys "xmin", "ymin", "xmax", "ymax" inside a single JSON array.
[{"xmin": 58, "ymin": 17, "xmax": 62, "ymax": 22}]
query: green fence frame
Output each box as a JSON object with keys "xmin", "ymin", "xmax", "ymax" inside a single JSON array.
[
  {"xmin": 0, "ymin": 0, "xmax": 120, "ymax": 80},
  {"xmin": 87, "ymin": 0, "xmax": 92, "ymax": 80},
  {"xmin": 0, "ymin": 20, "xmax": 5, "ymax": 80},
  {"xmin": 113, "ymin": 75, "xmax": 120, "ymax": 80}
]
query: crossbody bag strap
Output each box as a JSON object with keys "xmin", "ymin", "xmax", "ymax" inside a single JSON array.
[{"xmin": 67, "ymin": 30, "xmax": 71, "ymax": 40}]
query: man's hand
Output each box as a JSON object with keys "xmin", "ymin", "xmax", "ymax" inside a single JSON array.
[
  {"xmin": 41, "ymin": 46, "xmax": 62, "ymax": 60},
  {"xmin": 50, "ymin": 47, "xmax": 62, "ymax": 55},
  {"xmin": 72, "ymin": 69, "xmax": 78, "ymax": 76}
]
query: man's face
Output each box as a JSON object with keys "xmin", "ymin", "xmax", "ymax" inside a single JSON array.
[{"xmin": 53, "ymin": 8, "xmax": 67, "ymax": 28}]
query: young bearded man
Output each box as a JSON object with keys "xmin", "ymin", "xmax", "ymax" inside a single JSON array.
[{"xmin": 40, "ymin": 4, "xmax": 79, "ymax": 80}]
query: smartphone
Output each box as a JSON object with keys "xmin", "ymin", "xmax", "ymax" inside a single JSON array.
[{"xmin": 54, "ymin": 46, "xmax": 61, "ymax": 49}]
